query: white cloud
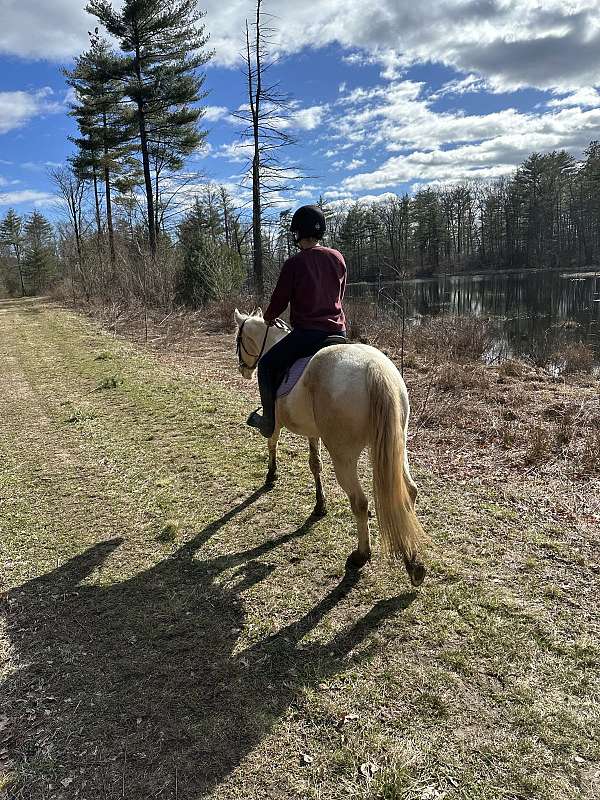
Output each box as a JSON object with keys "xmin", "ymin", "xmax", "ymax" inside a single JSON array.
[
  {"xmin": 548, "ymin": 88, "xmax": 600, "ymax": 108},
  {"xmin": 0, "ymin": 1, "xmax": 94, "ymax": 60},
  {"xmin": 0, "ymin": 189, "xmax": 56, "ymax": 207},
  {"xmin": 203, "ymin": 0, "xmax": 600, "ymax": 91},
  {"xmin": 340, "ymin": 108, "xmax": 600, "ymax": 191},
  {"xmin": 203, "ymin": 105, "xmax": 231, "ymax": 122},
  {"xmin": 215, "ymin": 141, "xmax": 255, "ymax": 163},
  {"xmin": 331, "ymin": 157, "xmax": 366, "ymax": 171},
  {"xmin": 432, "ymin": 74, "xmax": 488, "ymax": 99},
  {"xmin": 0, "ymin": 88, "xmax": 62, "ymax": 135},
  {"xmin": 323, "ymin": 188, "xmax": 353, "ymax": 200},
  {"xmin": 22, "ymin": 160, "xmax": 64, "ymax": 171},
  {"xmin": 292, "ymin": 105, "xmax": 327, "ymax": 130},
  {"xmin": 2, "ymin": 1, "xmax": 599, "ymax": 93},
  {"xmin": 318, "ymin": 75, "xmax": 600, "ymax": 190}
]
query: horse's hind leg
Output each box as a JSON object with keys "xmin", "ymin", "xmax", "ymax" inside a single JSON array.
[
  {"xmin": 309, "ymin": 438, "xmax": 327, "ymax": 517},
  {"xmin": 265, "ymin": 426, "xmax": 280, "ymax": 486},
  {"xmin": 329, "ymin": 450, "xmax": 371, "ymax": 568}
]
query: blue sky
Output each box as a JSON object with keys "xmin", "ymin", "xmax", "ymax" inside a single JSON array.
[{"xmin": 1, "ymin": 0, "xmax": 600, "ymax": 217}]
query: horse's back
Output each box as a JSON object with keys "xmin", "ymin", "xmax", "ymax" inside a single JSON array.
[{"xmin": 278, "ymin": 343, "xmax": 406, "ymax": 444}]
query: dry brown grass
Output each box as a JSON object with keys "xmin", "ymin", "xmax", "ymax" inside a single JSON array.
[
  {"xmin": 406, "ymin": 315, "xmax": 495, "ymax": 363},
  {"xmin": 435, "ymin": 363, "xmax": 491, "ymax": 392},
  {"xmin": 554, "ymin": 341, "xmax": 595, "ymax": 374},
  {"xmin": 580, "ymin": 427, "xmax": 600, "ymax": 474},
  {"xmin": 499, "ymin": 358, "xmax": 525, "ymax": 378},
  {"xmin": 524, "ymin": 424, "xmax": 553, "ymax": 464}
]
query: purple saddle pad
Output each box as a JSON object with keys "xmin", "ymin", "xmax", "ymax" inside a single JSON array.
[{"xmin": 277, "ymin": 357, "xmax": 311, "ymax": 398}]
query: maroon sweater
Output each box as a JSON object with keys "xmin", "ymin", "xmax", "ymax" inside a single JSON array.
[{"xmin": 264, "ymin": 245, "xmax": 347, "ymax": 333}]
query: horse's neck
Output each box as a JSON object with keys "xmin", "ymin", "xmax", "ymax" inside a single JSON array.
[{"xmin": 263, "ymin": 324, "xmax": 288, "ymax": 354}]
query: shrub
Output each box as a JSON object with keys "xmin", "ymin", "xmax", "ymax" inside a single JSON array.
[
  {"xmin": 554, "ymin": 342, "xmax": 594, "ymax": 374},
  {"xmin": 499, "ymin": 358, "xmax": 525, "ymax": 378},
  {"xmin": 407, "ymin": 315, "xmax": 495, "ymax": 363},
  {"xmin": 524, "ymin": 425, "xmax": 552, "ymax": 464},
  {"xmin": 435, "ymin": 363, "xmax": 490, "ymax": 392},
  {"xmin": 344, "ymin": 298, "xmax": 377, "ymax": 342},
  {"xmin": 579, "ymin": 428, "xmax": 600, "ymax": 474}
]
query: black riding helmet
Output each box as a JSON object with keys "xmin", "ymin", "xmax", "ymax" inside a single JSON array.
[{"xmin": 290, "ymin": 205, "xmax": 326, "ymax": 243}]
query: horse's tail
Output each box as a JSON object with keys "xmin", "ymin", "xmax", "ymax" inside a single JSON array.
[{"xmin": 367, "ymin": 361, "xmax": 427, "ymax": 587}]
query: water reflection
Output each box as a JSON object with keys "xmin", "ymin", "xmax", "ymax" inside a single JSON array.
[{"xmin": 347, "ymin": 270, "xmax": 600, "ymax": 362}]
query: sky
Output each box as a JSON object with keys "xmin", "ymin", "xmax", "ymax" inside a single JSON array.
[{"xmin": 1, "ymin": 0, "xmax": 600, "ymax": 217}]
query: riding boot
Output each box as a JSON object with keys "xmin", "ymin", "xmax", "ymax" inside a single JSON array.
[
  {"xmin": 246, "ymin": 360, "xmax": 276, "ymax": 437},
  {"xmin": 246, "ymin": 409, "xmax": 274, "ymax": 438}
]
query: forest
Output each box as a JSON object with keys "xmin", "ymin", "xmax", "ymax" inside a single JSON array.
[{"xmin": 1, "ymin": 0, "xmax": 599, "ymax": 307}]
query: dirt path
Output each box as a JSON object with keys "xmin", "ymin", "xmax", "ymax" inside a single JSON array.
[{"xmin": 1, "ymin": 298, "xmax": 598, "ymax": 800}]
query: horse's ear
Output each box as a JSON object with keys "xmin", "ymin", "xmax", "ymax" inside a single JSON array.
[
  {"xmin": 234, "ymin": 308, "xmax": 246, "ymax": 327},
  {"xmin": 255, "ymin": 307, "xmax": 263, "ymax": 318}
]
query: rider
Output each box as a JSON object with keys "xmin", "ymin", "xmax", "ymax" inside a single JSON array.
[{"xmin": 247, "ymin": 204, "xmax": 347, "ymax": 437}]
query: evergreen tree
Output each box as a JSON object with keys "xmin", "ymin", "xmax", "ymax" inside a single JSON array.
[
  {"xmin": 176, "ymin": 197, "xmax": 244, "ymax": 305},
  {"xmin": 0, "ymin": 209, "xmax": 26, "ymax": 296},
  {"xmin": 64, "ymin": 36, "xmax": 135, "ymax": 270},
  {"xmin": 22, "ymin": 212, "xmax": 57, "ymax": 295},
  {"xmin": 86, "ymin": 0, "xmax": 212, "ymax": 255}
]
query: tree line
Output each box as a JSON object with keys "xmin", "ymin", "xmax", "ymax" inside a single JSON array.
[
  {"xmin": 326, "ymin": 144, "xmax": 600, "ymax": 282},
  {"xmin": 1, "ymin": 0, "xmax": 599, "ymax": 303},
  {"xmin": 3, "ymin": 143, "xmax": 599, "ymax": 304}
]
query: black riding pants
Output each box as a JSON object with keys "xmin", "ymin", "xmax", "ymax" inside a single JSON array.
[{"xmin": 257, "ymin": 328, "xmax": 346, "ymax": 429}]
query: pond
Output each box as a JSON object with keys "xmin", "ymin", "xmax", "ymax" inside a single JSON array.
[{"xmin": 346, "ymin": 269, "xmax": 600, "ymax": 363}]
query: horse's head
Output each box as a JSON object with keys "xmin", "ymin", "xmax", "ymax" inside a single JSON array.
[{"xmin": 234, "ymin": 308, "xmax": 267, "ymax": 379}]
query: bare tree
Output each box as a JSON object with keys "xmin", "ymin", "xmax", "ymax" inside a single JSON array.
[
  {"xmin": 237, "ymin": 0, "xmax": 306, "ymax": 301},
  {"xmin": 50, "ymin": 166, "xmax": 91, "ymax": 301}
]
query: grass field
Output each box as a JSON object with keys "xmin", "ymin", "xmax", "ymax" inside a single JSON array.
[{"xmin": 1, "ymin": 297, "xmax": 598, "ymax": 800}]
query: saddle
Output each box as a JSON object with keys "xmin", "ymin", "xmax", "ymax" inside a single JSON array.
[{"xmin": 276, "ymin": 335, "xmax": 348, "ymax": 398}]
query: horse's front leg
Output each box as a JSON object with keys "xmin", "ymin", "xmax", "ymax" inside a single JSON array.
[
  {"xmin": 265, "ymin": 426, "xmax": 280, "ymax": 487},
  {"xmin": 309, "ymin": 437, "xmax": 327, "ymax": 517}
]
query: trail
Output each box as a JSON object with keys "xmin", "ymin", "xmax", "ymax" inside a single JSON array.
[{"xmin": 0, "ymin": 298, "xmax": 597, "ymax": 800}]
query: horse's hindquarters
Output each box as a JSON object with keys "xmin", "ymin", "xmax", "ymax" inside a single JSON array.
[{"xmin": 278, "ymin": 345, "xmax": 372, "ymax": 450}]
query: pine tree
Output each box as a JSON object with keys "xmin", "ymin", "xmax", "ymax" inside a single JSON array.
[
  {"xmin": 23, "ymin": 212, "xmax": 57, "ymax": 295},
  {"xmin": 64, "ymin": 36, "xmax": 134, "ymax": 271},
  {"xmin": 176, "ymin": 197, "xmax": 244, "ymax": 305},
  {"xmin": 0, "ymin": 210, "xmax": 26, "ymax": 296},
  {"xmin": 86, "ymin": 0, "xmax": 212, "ymax": 256}
]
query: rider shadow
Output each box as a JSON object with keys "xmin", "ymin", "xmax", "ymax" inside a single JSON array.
[{"xmin": 3, "ymin": 491, "xmax": 416, "ymax": 798}]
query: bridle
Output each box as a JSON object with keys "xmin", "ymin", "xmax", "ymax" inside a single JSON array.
[{"xmin": 236, "ymin": 317, "xmax": 290, "ymax": 371}]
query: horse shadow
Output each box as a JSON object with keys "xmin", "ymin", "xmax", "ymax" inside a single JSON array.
[{"xmin": 3, "ymin": 490, "xmax": 416, "ymax": 798}]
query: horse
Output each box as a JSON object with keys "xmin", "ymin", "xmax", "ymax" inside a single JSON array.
[{"xmin": 234, "ymin": 309, "xmax": 427, "ymax": 587}]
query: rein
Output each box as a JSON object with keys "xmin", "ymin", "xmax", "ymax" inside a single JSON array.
[{"xmin": 236, "ymin": 317, "xmax": 290, "ymax": 370}]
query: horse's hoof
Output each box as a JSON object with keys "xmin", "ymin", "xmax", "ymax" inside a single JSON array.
[
  {"xmin": 312, "ymin": 504, "xmax": 327, "ymax": 518},
  {"xmin": 407, "ymin": 561, "xmax": 426, "ymax": 587},
  {"xmin": 347, "ymin": 549, "xmax": 371, "ymax": 570},
  {"xmin": 264, "ymin": 473, "xmax": 278, "ymax": 487}
]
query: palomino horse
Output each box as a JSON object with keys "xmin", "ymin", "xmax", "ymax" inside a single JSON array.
[{"xmin": 234, "ymin": 309, "xmax": 427, "ymax": 586}]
